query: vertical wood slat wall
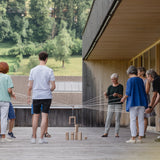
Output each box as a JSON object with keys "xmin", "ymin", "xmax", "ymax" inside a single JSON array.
[{"xmin": 129, "ymin": 41, "xmax": 160, "ymax": 131}]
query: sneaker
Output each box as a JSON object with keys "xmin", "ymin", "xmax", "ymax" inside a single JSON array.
[
  {"xmin": 31, "ymin": 138, "xmax": 36, "ymax": 144},
  {"xmin": 126, "ymin": 139, "xmax": 136, "ymax": 144},
  {"xmin": 38, "ymin": 138, "xmax": 48, "ymax": 144},
  {"xmin": 8, "ymin": 132, "xmax": 16, "ymax": 138},
  {"xmin": 1, "ymin": 138, "xmax": 13, "ymax": 143},
  {"xmin": 136, "ymin": 139, "xmax": 143, "ymax": 143},
  {"xmin": 155, "ymin": 136, "xmax": 160, "ymax": 142}
]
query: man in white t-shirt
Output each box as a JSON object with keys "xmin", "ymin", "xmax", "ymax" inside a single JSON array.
[{"xmin": 27, "ymin": 51, "xmax": 56, "ymax": 144}]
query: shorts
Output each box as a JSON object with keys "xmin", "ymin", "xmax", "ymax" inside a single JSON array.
[
  {"xmin": 32, "ymin": 99, "xmax": 52, "ymax": 114},
  {"xmin": 8, "ymin": 102, "xmax": 16, "ymax": 119},
  {"xmin": 144, "ymin": 113, "xmax": 150, "ymax": 118},
  {"xmin": 144, "ymin": 109, "xmax": 156, "ymax": 118},
  {"xmin": 31, "ymin": 104, "xmax": 46, "ymax": 114}
]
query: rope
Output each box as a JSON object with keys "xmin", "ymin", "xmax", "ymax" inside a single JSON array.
[{"xmin": 12, "ymin": 92, "xmax": 129, "ymax": 114}]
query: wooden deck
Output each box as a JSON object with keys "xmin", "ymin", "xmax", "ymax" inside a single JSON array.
[{"xmin": 0, "ymin": 127, "xmax": 160, "ymax": 160}]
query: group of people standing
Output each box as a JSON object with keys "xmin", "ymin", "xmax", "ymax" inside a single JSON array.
[
  {"xmin": 1, "ymin": 51, "xmax": 160, "ymax": 144},
  {"xmin": 0, "ymin": 51, "xmax": 55, "ymax": 144},
  {"xmin": 102, "ymin": 65, "xmax": 160, "ymax": 143}
]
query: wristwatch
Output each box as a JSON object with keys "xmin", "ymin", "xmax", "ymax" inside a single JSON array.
[{"xmin": 148, "ymin": 106, "xmax": 152, "ymax": 109}]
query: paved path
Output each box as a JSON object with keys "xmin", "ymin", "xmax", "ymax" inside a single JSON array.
[{"xmin": 0, "ymin": 127, "xmax": 160, "ymax": 160}]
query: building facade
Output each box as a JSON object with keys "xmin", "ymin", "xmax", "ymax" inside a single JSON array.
[{"xmin": 82, "ymin": 0, "xmax": 160, "ymax": 130}]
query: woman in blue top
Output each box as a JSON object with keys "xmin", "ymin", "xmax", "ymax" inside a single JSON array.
[{"xmin": 121, "ymin": 66, "xmax": 148, "ymax": 143}]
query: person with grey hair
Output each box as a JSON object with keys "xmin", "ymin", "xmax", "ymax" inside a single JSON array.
[
  {"xmin": 145, "ymin": 69, "xmax": 160, "ymax": 114},
  {"xmin": 136, "ymin": 67, "xmax": 151, "ymax": 138},
  {"xmin": 145, "ymin": 69, "xmax": 160, "ymax": 141},
  {"xmin": 121, "ymin": 66, "xmax": 148, "ymax": 143},
  {"xmin": 102, "ymin": 73, "xmax": 123, "ymax": 138}
]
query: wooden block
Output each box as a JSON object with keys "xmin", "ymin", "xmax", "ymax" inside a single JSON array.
[
  {"xmin": 75, "ymin": 124, "xmax": 78, "ymax": 133},
  {"xmin": 65, "ymin": 132, "xmax": 69, "ymax": 140},
  {"xmin": 71, "ymin": 132, "xmax": 74, "ymax": 140},
  {"xmin": 78, "ymin": 132, "xmax": 82, "ymax": 140},
  {"xmin": 69, "ymin": 116, "xmax": 76, "ymax": 125},
  {"xmin": 75, "ymin": 132, "xmax": 78, "ymax": 140}
]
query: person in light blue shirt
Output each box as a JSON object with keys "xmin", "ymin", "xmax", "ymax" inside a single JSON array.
[
  {"xmin": 0, "ymin": 62, "xmax": 15, "ymax": 143},
  {"xmin": 121, "ymin": 66, "xmax": 148, "ymax": 144}
]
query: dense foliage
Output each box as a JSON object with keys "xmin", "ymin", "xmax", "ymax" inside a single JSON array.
[{"xmin": 0, "ymin": 0, "xmax": 93, "ymax": 68}]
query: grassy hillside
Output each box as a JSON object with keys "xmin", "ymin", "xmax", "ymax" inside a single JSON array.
[
  {"xmin": 0, "ymin": 42, "xmax": 82, "ymax": 76},
  {"xmin": 0, "ymin": 56, "xmax": 82, "ymax": 76}
]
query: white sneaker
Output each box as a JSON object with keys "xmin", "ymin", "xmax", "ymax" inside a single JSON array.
[
  {"xmin": 1, "ymin": 138, "xmax": 13, "ymax": 143},
  {"xmin": 136, "ymin": 139, "xmax": 143, "ymax": 143},
  {"xmin": 126, "ymin": 139, "xmax": 136, "ymax": 144},
  {"xmin": 38, "ymin": 138, "xmax": 48, "ymax": 144},
  {"xmin": 31, "ymin": 138, "xmax": 36, "ymax": 144}
]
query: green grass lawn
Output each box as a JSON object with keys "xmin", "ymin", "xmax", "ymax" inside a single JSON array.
[
  {"xmin": 0, "ymin": 42, "xmax": 82, "ymax": 76},
  {"xmin": 47, "ymin": 57, "xmax": 82, "ymax": 76},
  {"xmin": 0, "ymin": 56, "xmax": 82, "ymax": 76}
]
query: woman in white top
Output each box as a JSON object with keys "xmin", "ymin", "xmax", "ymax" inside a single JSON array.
[{"xmin": 137, "ymin": 67, "xmax": 150, "ymax": 137}]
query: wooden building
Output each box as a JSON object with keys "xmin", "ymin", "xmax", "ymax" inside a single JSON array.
[{"xmin": 82, "ymin": 0, "xmax": 160, "ymax": 130}]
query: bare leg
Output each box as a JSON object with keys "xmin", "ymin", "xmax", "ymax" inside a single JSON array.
[
  {"xmin": 40, "ymin": 113, "xmax": 48, "ymax": 139},
  {"xmin": 9, "ymin": 119, "xmax": 15, "ymax": 133},
  {"xmin": 136, "ymin": 117, "xmax": 139, "ymax": 136},
  {"xmin": 45, "ymin": 117, "xmax": 48, "ymax": 134},
  {"xmin": 32, "ymin": 114, "xmax": 40, "ymax": 138},
  {"xmin": 138, "ymin": 136, "xmax": 142, "ymax": 140},
  {"xmin": 1, "ymin": 134, "xmax": 5, "ymax": 138},
  {"xmin": 131, "ymin": 137, "xmax": 136, "ymax": 140},
  {"xmin": 144, "ymin": 118, "xmax": 148, "ymax": 135}
]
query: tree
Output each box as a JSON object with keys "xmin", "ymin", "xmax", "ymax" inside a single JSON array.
[
  {"xmin": 0, "ymin": 0, "xmax": 7, "ymax": 17},
  {"xmin": 65, "ymin": 0, "xmax": 74, "ymax": 30},
  {"xmin": 29, "ymin": 0, "xmax": 53, "ymax": 42},
  {"xmin": 0, "ymin": 0, "xmax": 11, "ymax": 42},
  {"xmin": 6, "ymin": 0, "xmax": 29, "ymax": 43},
  {"xmin": 54, "ymin": 21, "xmax": 72, "ymax": 68},
  {"xmin": 74, "ymin": 0, "xmax": 93, "ymax": 39},
  {"xmin": 0, "ymin": 17, "xmax": 11, "ymax": 42},
  {"xmin": 71, "ymin": 38, "xmax": 82, "ymax": 56},
  {"xmin": 52, "ymin": 0, "xmax": 93, "ymax": 39},
  {"xmin": 43, "ymin": 39, "xmax": 57, "ymax": 56}
]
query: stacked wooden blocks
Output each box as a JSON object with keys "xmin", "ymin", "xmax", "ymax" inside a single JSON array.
[{"xmin": 65, "ymin": 124, "xmax": 84, "ymax": 141}]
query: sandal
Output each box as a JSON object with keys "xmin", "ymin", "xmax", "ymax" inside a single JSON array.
[
  {"xmin": 44, "ymin": 132, "xmax": 51, "ymax": 138},
  {"xmin": 101, "ymin": 133, "xmax": 108, "ymax": 137},
  {"xmin": 115, "ymin": 135, "xmax": 119, "ymax": 138}
]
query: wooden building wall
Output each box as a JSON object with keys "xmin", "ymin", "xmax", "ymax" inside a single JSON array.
[{"xmin": 82, "ymin": 59, "xmax": 129, "ymax": 127}]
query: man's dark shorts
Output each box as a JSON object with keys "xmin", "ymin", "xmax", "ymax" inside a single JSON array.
[{"xmin": 33, "ymin": 99, "xmax": 52, "ymax": 114}]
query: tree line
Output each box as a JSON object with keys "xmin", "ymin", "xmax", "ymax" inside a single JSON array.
[{"xmin": 0, "ymin": 0, "xmax": 93, "ymax": 68}]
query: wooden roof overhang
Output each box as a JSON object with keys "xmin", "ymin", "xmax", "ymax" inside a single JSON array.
[{"xmin": 83, "ymin": 0, "xmax": 160, "ymax": 60}]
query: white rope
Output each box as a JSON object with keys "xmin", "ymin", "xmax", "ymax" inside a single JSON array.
[{"xmin": 13, "ymin": 92, "xmax": 128, "ymax": 113}]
